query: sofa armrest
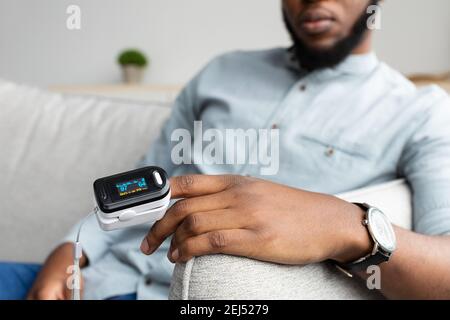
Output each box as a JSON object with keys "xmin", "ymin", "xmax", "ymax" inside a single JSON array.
[{"xmin": 169, "ymin": 179, "xmax": 412, "ymax": 300}]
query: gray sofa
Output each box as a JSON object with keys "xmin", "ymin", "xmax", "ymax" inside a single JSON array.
[{"xmin": 0, "ymin": 79, "xmax": 412, "ymax": 299}]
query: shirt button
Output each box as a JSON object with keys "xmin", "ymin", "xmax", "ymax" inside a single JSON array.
[
  {"xmin": 325, "ymin": 147, "xmax": 335, "ymax": 157},
  {"xmin": 299, "ymin": 84, "xmax": 307, "ymax": 91}
]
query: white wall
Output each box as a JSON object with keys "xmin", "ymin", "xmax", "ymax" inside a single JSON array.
[
  {"xmin": 0, "ymin": 0, "xmax": 448, "ymax": 86},
  {"xmin": 374, "ymin": 0, "xmax": 450, "ymax": 76}
]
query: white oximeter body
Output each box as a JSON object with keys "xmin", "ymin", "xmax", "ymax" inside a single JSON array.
[{"xmin": 93, "ymin": 166, "xmax": 171, "ymax": 231}]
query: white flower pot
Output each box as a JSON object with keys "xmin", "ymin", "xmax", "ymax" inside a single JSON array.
[{"xmin": 122, "ymin": 65, "xmax": 145, "ymax": 84}]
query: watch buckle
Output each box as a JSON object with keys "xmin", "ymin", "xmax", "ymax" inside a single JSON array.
[
  {"xmin": 371, "ymin": 242, "xmax": 379, "ymax": 256},
  {"xmin": 335, "ymin": 264, "xmax": 354, "ymax": 278}
]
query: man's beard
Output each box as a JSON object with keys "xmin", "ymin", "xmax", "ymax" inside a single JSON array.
[{"xmin": 283, "ymin": 1, "xmax": 378, "ymax": 72}]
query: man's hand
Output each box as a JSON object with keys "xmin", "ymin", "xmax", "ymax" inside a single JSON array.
[
  {"xmin": 140, "ymin": 175, "xmax": 372, "ymax": 265},
  {"xmin": 27, "ymin": 243, "xmax": 85, "ymax": 300},
  {"xmin": 27, "ymin": 274, "xmax": 74, "ymax": 300}
]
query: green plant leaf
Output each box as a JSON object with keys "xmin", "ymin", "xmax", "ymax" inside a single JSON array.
[{"xmin": 118, "ymin": 49, "xmax": 149, "ymax": 67}]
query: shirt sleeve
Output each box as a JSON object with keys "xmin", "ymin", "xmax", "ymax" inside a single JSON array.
[
  {"xmin": 136, "ymin": 77, "xmax": 199, "ymax": 176},
  {"xmin": 137, "ymin": 51, "xmax": 227, "ymax": 174},
  {"xmin": 399, "ymin": 88, "xmax": 450, "ymax": 236}
]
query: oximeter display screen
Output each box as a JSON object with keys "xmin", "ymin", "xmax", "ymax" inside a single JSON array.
[
  {"xmin": 116, "ymin": 177, "xmax": 149, "ymax": 197},
  {"xmin": 94, "ymin": 166, "xmax": 170, "ymax": 213}
]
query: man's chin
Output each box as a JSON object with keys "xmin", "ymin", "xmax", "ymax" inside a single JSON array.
[{"xmin": 300, "ymin": 36, "xmax": 340, "ymax": 53}]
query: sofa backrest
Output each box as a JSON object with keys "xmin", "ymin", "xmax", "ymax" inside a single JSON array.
[{"xmin": 0, "ymin": 80, "xmax": 172, "ymax": 262}]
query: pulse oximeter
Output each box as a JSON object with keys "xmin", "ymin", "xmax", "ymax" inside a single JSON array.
[{"xmin": 93, "ymin": 166, "xmax": 171, "ymax": 231}]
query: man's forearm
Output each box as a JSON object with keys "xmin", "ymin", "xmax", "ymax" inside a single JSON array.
[
  {"xmin": 334, "ymin": 205, "xmax": 450, "ymax": 299},
  {"xmin": 369, "ymin": 228, "xmax": 450, "ymax": 299}
]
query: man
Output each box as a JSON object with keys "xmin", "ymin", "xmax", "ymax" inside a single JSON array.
[{"xmin": 2, "ymin": 0, "xmax": 450, "ymax": 299}]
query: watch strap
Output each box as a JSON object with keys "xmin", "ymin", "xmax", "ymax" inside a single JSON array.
[{"xmin": 338, "ymin": 250, "xmax": 390, "ymax": 274}]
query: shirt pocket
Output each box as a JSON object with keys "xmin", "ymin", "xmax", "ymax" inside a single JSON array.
[{"xmin": 298, "ymin": 133, "xmax": 375, "ymax": 172}]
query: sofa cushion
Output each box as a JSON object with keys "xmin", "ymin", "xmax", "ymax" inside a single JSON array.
[
  {"xmin": 169, "ymin": 179, "xmax": 412, "ymax": 300},
  {"xmin": 0, "ymin": 79, "xmax": 171, "ymax": 262}
]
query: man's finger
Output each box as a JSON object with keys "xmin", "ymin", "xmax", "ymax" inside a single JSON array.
[
  {"xmin": 141, "ymin": 191, "xmax": 234, "ymax": 254},
  {"xmin": 172, "ymin": 209, "xmax": 250, "ymax": 246},
  {"xmin": 169, "ymin": 229, "xmax": 257, "ymax": 263},
  {"xmin": 170, "ymin": 174, "xmax": 242, "ymax": 199}
]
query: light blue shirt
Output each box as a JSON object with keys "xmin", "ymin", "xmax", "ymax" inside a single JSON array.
[{"xmin": 65, "ymin": 48, "xmax": 450, "ymax": 300}]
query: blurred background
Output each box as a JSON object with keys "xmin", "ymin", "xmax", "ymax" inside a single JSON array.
[{"xmin": 0, "ymin": 0, "xmax": 449, "ymax": 87}]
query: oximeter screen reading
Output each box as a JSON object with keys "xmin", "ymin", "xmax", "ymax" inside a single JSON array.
[
  {"xmin": 116, "ymin": 177, "xmax": 149, "ymax": 197},
  {"xmin": 94, "ymin": 166, "xmax": 170, "ymax": 214}
]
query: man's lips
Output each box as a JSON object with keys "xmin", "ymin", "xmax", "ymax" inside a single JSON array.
[{"xmin": 298, "ymin": 9, "xmax": 336, "ymax": 35}]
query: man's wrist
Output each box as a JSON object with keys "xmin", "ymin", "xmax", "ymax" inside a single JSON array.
[{"xmin": 331, "ymin": 202, "xmax": 373, "ymax": 264}]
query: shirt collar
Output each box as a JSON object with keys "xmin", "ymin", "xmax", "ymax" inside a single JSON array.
[{"xmin": 286, "ymin": 48, "xmax": 379, "ymax": 79}]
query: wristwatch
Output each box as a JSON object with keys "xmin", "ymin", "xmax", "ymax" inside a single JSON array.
[{"xmin": 336, "ymin": 203, "xmax": 397, "ymax": 277}]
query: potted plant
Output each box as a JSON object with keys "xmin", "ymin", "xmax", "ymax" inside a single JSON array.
[{"xmin": 118, "ymin": 49, "xmax": 149, "ymax": 84}]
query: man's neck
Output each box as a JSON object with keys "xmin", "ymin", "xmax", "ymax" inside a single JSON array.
[{"xmin": 351, "ymin": 32, "xmax": 373, "ymax": 55}]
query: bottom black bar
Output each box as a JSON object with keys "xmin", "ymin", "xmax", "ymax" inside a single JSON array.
[{"xmin": 1, "ymin": 300, "xmax": 448, "ymax": 318}]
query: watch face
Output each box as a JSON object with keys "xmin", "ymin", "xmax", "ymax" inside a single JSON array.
[{"xmin": 367, "ymin": 208, "xmax": 397, "ymax": 253}]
